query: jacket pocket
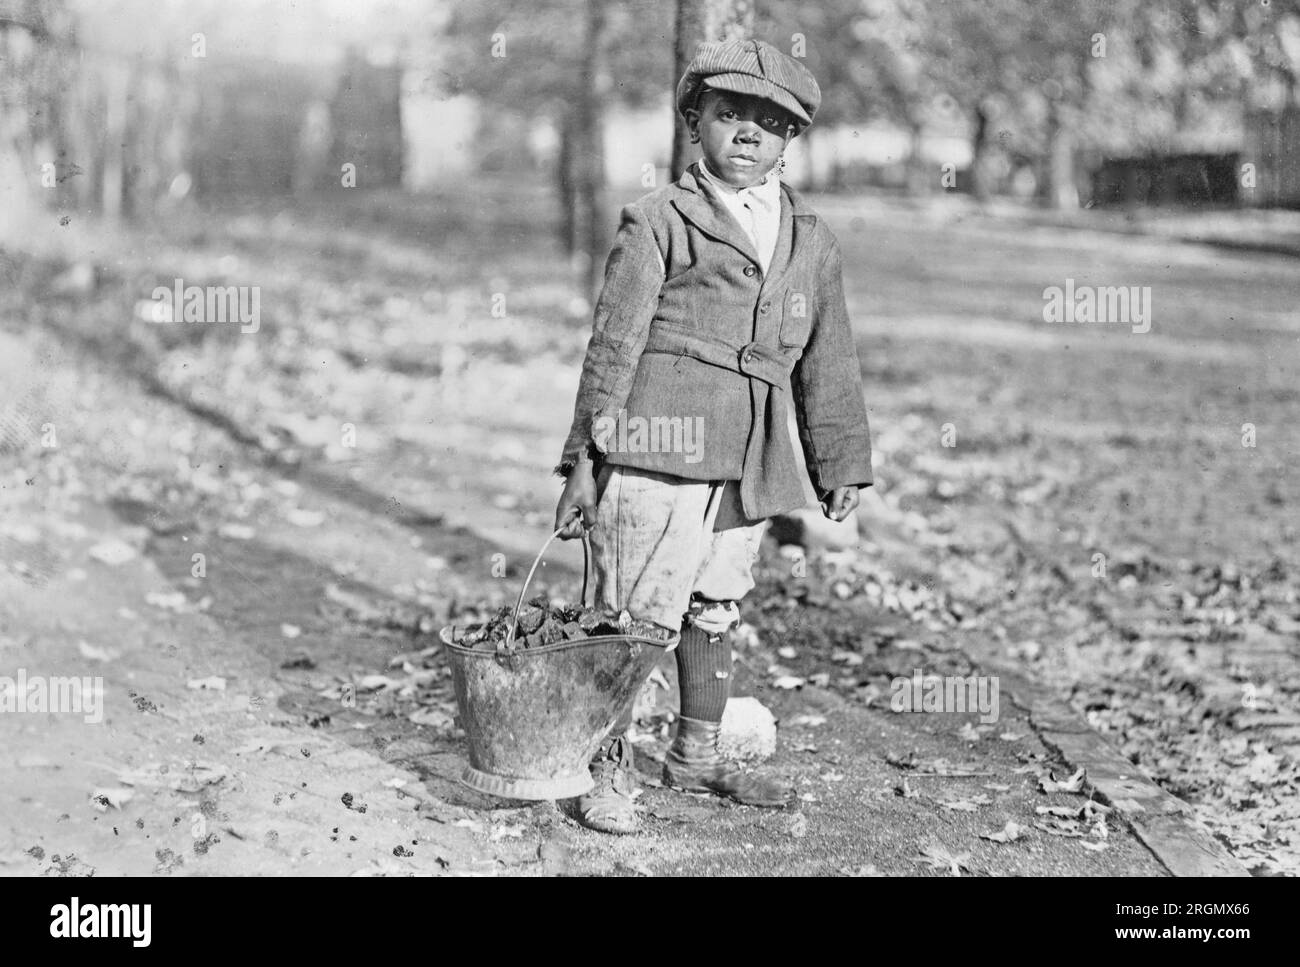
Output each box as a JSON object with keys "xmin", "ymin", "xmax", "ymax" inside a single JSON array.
[{"xmin": 777, "ymin": 291, "xmax": 813, "ymax": 347}]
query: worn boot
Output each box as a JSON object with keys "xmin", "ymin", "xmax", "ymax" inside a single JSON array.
[
  {"xmin": 564, "ymin": 733, "xmax": 641, "ymax": 834},
  {"xmin": 663, "ymin": 714, "xmax": 792, "ymax": 807}
]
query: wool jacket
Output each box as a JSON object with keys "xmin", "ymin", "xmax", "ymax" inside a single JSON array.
[{"xmin": 559, "ymin": 162, "xmax": 873, "ymax": 521}]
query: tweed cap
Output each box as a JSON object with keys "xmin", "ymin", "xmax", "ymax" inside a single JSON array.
[{"xmin": 676, "ymin": 39, "xmax": 821, "ymax": 132}]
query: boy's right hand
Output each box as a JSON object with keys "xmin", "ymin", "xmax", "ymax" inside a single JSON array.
[{"xmin": 554, "ymin": 459, "xmax": 598, "ymax": 539}]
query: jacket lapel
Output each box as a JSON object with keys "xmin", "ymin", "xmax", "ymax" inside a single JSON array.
[
  {"xmin": 670, "ymin": 165, "xmax": 761, "ymax": 265},
  {"xmin": 758, "ymin": 186, "xmax": 818, "ymax": 296},
  {"xmin": 669, "ymin": 165, "xmax": 820, "ymax": 290}
]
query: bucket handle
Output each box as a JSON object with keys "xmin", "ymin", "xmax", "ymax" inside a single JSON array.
[{"xmin": 503, "ymin": 509, "xmax": 590, "ymax": 650}]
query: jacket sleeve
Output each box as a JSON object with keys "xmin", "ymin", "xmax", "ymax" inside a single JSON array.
[
  {"xmin": 556, "ymin": 203, "xmax": 666, "ymax": 476},
  {"xmin": 790, "ymin": 236, "xmax": 873, "ymax": 496}
]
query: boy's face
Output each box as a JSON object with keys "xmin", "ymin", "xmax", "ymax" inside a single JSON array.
[{"xmin": 685, "ymin": 90, "xmax": 796, "ymax": 189}]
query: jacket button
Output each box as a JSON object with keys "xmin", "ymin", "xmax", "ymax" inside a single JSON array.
[
  {"xmin": 759, "ymin": 302, "xmax": 771, "ymax": 314},
  {"xmin": 742, "ymin": 350, "xmax": 754, "ymax": 363},
  {"xmin": 743, "ymin": 265, "xmax": 757, "ymax": 277}
]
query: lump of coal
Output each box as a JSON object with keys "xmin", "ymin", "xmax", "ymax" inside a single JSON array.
[
  {"xmin": 451, "ymin": 602, "xmax": 674, "ymax": 650},
  {"xmin": 516, "ymin": 606, "xmax": 545, "ymax": 634}
]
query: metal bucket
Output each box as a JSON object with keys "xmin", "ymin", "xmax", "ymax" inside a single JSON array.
[{"xmin": 439, "ymin": 521, "xmax": 676, "ymax": 800}]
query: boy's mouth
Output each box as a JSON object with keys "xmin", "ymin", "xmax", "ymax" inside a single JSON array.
[{"xmin": 729, "ymin": 154, "xmax": 758, "ymax": 166}]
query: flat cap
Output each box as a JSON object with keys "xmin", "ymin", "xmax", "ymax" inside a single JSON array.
[{"xmin": 676, "ymin": 39, "xmax": 821, "ymax": 132}]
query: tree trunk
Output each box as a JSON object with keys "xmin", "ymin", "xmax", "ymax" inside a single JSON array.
[
  {"xmin": 671, "ymin": 0, "xmax": 754, "ymax": 179},
  {"xmin": 906, "ymin": 119, "xmax": 928, "ymax": 195},
  {"xmin": 1042, "ymin": 98, "xmax": 1078, "ymax": 210},
  {"xmin": 557, "ymin": 111, "xmax": 578, "ymax": 255},
  {"xmin": 574, "ymin": 0, "xmax": 611, "ymax": 299},
  {"xmin": 969, "ymin": 101, "xmax": 991, "ymax": 202},
  {"xmin": 100, "ymin": 60, "xmax": 129, "ymax": 221}
]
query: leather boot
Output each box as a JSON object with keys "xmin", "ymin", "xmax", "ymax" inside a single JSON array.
[
  {"xmin": 563, "ymin": 734, "xmax": 641, "ymax": 834},
  {"xmin": 662, "ymin": 715, "xmax": 792, "ymax": 807}
]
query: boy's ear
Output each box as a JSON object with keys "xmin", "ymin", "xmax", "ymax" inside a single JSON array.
[{"xmin": 683, "ymin": 108, "xmax": 701, "ymax": 142}]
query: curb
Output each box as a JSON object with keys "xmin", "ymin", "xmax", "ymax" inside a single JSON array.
[{"xmin": 987, "ymin": 661, "xmax": 1250, "ymax": 878}]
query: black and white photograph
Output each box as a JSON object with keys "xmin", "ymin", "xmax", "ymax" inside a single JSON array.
[{"xmin": 0, "ymin": 0, "xmax": 1296, "ymax": 905}]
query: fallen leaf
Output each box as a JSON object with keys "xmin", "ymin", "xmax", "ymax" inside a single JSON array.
[
  {"xmin": 169, "ymin": 762, "xmax": 228, "ymax": 792},
  {"xmin": 941, "ymin": 794, "xmax": 992, "ymax": 812},
  {"xmin": 885, "ymin": 751, "xmax": 919, "ymax": 770},
  {"xmin": 787, "ymin": 812, "xmax": 808, "ymax": 838},
  {"xmin": 777, "ymin": 645, "xmax": 798, "ymax": 660},
  {"xmin": 790, "ymin": 713, "xmax": 827, "ymax": 727},
  {"xmin": 1036, "ymin": 805, "xmax": 1081, "ymax": 819},
  {"xmin": 915, "ymin": 842, "xmax": 970, "ymax": 875},
  {"xmin": 409, "ymin": 707, "xmax": 454, "ymax": 729},
  {"xmin": 772, "ymin": 675, "xmax": 805, "ymax": 690},
  {"xmin": 1034, "ymin": 817, "xmax": 1084, "ymax": 838},
  {"xmin": 808, "ymin": 672, "xmax": 831, "ymax": 688},
  {"xmin": 288, "ymin": 508, "xmax": 325, "ymax": 528},
  {"xmin": 187, "ymin": 676, "xmax": 227, "ymax": 691},
  {"xmin": 77, "ymin": 640, "xmax": 115, "ymax": 662},
  {"xmin": 88, "ymin": 540, "xmax": 137, "ymax": 566},
  {"xmin": 489, "ymin": 824, "xmax": 525, "ymax": 842},
  {"xmin": 613, "ymin": 860, "xmax": 654, "ymax": 876},
  {"xmin": 1080, "ymin": 800, "xmax": 1112, "ymax": 821},
  {"xmin": 357, "ymin": 674, "xmax": 401, "ymax": 692},
  {"xmin": 218, "ymin": 523, "xmax": 256, "ymax": 540},
  {"xmin": 280, "ymin": 623, "xmax": 302, "ymax": 639},
  {"xmin": 1038, "ymin": 768, "xmax": 1086, "ymax": 794},
  {"xmin": 1247, "ymin": 750, "xmax": 1282, "ymax": 784},
  {"xmin": 980, "ymin": 821, "xmax": 1028, "ymax": 844},
  {"xmin": 998, "ymin": 732, "xmax": 1023, "ymax": 742},
  {"xmin": 831, "ymin": 649, "xmax": 864, "ymax": 666},
  {"xmin": 1080, "ymin": 840, "xmax": 1108, "ymax": 852},
  {"xmin": 89, "ymin": 788, "xmax": 134, "ymax": 811},
  {"xmin": 1008, "ymin": 640, "xmax": 1042, "ymax": 661},
  {"xmin": 146, "ymin": 591, "xmax": 190, "ymax": 612},
  {"xmin": 117, "ymin": 761, "xmax": 227, "ymax": 792},
  {"xmin": 957, "ymin": 722, "xmax": 982, "ymax": 742}
]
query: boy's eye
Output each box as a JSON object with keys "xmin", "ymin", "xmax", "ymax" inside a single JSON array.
[{"xmin": 720, "ymin": 109, "xmax": 738, "ymax": 120}]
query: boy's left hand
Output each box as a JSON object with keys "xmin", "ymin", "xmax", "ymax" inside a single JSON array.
[{"xmin": 821, "ymin": 486, "xmax": 859, "ymax": 522}]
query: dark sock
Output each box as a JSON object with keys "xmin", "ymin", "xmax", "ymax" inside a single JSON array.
[{"xmin": 675, "ymin": 621, "xmax": 731, "ymax": 722}]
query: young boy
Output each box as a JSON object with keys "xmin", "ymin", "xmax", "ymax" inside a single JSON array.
[{"xmin": 553, "ymin": 39, "xmax": 873, "ymax": 834}]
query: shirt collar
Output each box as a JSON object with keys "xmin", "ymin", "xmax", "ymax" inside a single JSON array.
[{"xmin": 697, "ymin": 157, "xmax": 782, "ymax": 210}]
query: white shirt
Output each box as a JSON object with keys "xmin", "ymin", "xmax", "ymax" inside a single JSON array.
[{"xmin": 697, "ymin": 157, "xmax": 782, "ymax": 275}]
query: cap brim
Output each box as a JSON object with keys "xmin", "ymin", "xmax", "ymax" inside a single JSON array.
[{"xmin": 697, "ymin": 72, "xmax": 812, "ymax": 128}]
